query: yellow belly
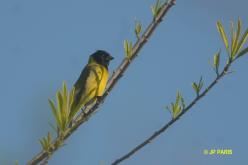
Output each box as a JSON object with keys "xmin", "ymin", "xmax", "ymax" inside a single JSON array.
[
  {"xmin": 71, "ymin": 63, "xmax": 109, "ymax": 114},
  {"xmin": 82, "ymin": 64, "xmax": 108, "ymax": 104}
]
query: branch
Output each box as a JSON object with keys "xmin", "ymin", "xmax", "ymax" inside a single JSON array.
[
  {"xmin": 112, "ymin": 17, "xmax": 248, "ymax": 165},
  {"xmin": 111, "ymin": 59, "xmax": 233, "ymax": 165},
  {"xmin": 27, "ymin": 0, "xmax": 176, "ymax": 164}
]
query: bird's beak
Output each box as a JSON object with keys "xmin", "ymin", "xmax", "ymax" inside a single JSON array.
[{"xmin": 107, "ymin": 55, "xmax": 114, "ymax": 61}]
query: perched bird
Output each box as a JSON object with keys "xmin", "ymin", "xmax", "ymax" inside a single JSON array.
[{"xmin": 70, "ymin": 50, "xmax": 114, "ymax": 116}]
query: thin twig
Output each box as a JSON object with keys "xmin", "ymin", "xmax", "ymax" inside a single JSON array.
[
  {"xmin": 27, "ymin": 1, "xmax": 176, "ymax": 164},
  {"xmin": 111, "ymin": 60, "xmax": 232, "ymax": 165}
]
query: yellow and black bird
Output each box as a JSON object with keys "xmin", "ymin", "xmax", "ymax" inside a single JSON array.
[{"xmin": 70, "ymin": 50, "xmax": 114, "ymax": 116}]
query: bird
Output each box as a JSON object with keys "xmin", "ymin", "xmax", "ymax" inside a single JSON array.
[{"xmin": 70, "ymin": 50, "xmax": 114, "ymax": 117}]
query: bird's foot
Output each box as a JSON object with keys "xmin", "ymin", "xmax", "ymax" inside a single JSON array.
[{"xmin": 96, "ymin": 96, "xmax": 102, "ymax": 104}]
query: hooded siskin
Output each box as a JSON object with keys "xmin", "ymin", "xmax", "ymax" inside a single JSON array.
[{"xmin": 70, "ymin": 50, "xmax": 114, "ymax": 116}]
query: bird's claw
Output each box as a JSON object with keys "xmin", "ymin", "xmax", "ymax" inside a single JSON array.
[{"xmin": 96, "ymin": 96, "xmax": 102, "ymax": 104}]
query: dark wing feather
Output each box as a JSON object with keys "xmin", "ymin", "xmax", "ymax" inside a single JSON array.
[{"xmin": 72, "ymin": 65, "xmax": 92, "ymax": 110}]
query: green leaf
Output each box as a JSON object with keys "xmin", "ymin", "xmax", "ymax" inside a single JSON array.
[
  {"xmin": 230, "ymin": 21, "xmax": 237, "ymax": 58},
  {"xmin": 57, "ymin": 91, "xmax": 67, "ymax": 131},
  {"xmin": 180, "ymin": 95, "xmax": 186, "ymax": 109},
  {"xmin": 62, "ymin": 82, "xmax": 70, "ymax": 125},
  {"xmin": 135, "ymin": 21, "xmax": 142, "ymax": 39},
  {"xmin": 175, "ymin": 91, "xmax": 180, "ymax": 105},
  {"xmin": 167, "ymin": 91, "xmax": 184, "ymax": 119},
  {"xmin": 237, "ymin": 46, "xmax": 248, "ymax": 58},
  {"xmin": 232, "ymin": 19, "xmax": 242, "ymax": 56},
  {"xmin": 62, "ymin": 82, "xmax": 67, "ymax": 98},
  {"xmin": 15, "ymin": 160, "xmax": 19, "ymax": 165},
  {"xmin": 49, "ymin": 99, "xmax": 62, "ymax": 129},
  {"xmin": 62, "ymin": 82, "xmax": 68, "ymax": 110},
  {"xmin": 151, "ymin": 6, "xmax": 156, "ymax": 17},
  {"xmin": 155, "ymin": 0, "xmax": 161, "ymax": 12},
  {"xmin": 39, "ymin": 132, "xmax": 53, "ymax": 152},
  {"xmin": 151, "ymin": 0, "xmax": 161, "ymax": 19},
  {"xmin": 237, "ymin": 26, "xmax": 248, "ymax": 54},
  {"xmin": 129, "ymin": 42, "xmax": 133, "ymax": 58},
  {"xmin": 217, "ymin": 21, "xmax": 229, "ymax": 52},
  {"xmin": 49, "ymin": 82, "xmax": 72, "ymax": 132},
  {"xmin": 124, "ymin": 40, "xmax": 129, "ymax": 57},
  {"xmin": 39, "ymin": 136, "xmax": 50, "ymax": 152},
  {"xmin": 39, "ymin": 139, "xmax": 46, "ymax": 150},
  {"xmin": 69, "ymin": 87, "xmax": 75, "ymax": 110},
  {"xmin": 192, "ymin": 77, "xmax": 204, "ymax": 96},
  {"xmin": 172, "ymin": 104, "xmax": 181, "ymax": 119},
  {"xmin": 57, "ymin": 91, "xmax": 63, "ymax": 113},
  {"xmin": 47, "ymin": 132, "xmax": 52, "ymax": 144},
  {"xmin": 177, "ymin": 91, "xmax": 185, "ymax": 109},
  {"xmin": 213, "ymin": 50, "xmax": 220, "ymax": 72},
  {"xmin": 198, "ymin": 77, "xmax": 204, "ymax": 92},
  {"xmin": 44, "ymin": 138, "xmax": 49, "ymax": 149},
  {"xmin": 192, "ymin": 82, "xmax": 198, "ymax": 94},
  {"xmin": 123, "ymin": 40, "xmax": 132, "ymax": 59}
]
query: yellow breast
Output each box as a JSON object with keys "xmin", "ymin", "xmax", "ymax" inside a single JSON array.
[{"xmin": 96, "ymin": 65, "xmax": 109, "ymax": 96}]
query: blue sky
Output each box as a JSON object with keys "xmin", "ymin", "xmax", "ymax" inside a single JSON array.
[{"xmin": 0, "ymin": 0, "xmax": 248, "ymax": 165}]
